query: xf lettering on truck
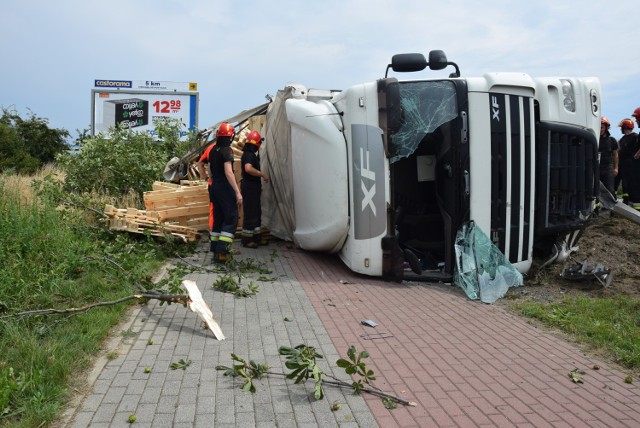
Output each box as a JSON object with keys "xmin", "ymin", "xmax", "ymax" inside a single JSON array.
[
  {"xmin": 360, "ymin": 148, "xmax": 376, "ymax": 216},
  {"xmin": 492, "ymin": 96, "xmax": 500, "ymax": 121},
  {"xmin": 352, "ymin": 124, "xmax": 385, "ymax": 240}
]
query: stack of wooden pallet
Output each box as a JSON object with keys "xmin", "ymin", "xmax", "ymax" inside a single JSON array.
[
  {"xmin": 104, "ymin": 181, "xmax": 210, "ymax": 242},
  {"xmin": 143, "ymin": 181, "xmax": 210, "ymax": 231}
]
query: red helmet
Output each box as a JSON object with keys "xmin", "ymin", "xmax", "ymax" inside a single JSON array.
[
  {"xmin": 216, "ymin": 122, "xmax": 234, "ymax": 137},
  {"xmin": 619, "ymin": 118, "xmax": 635, "ymax": 130},
  {"xmin": 245, "ymin": 130, "xmax": 262, "ymax": 147},
  {"xmin": 632, "ymin": 107, "xmax": 640, "ymax": 119},
  {"xmin": 600, "ymin": 117, "xmax": 610, "ymax": 128}
]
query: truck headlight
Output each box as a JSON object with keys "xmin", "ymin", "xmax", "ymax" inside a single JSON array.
[{"xmin": 560, "ymin": 79, "xmax": 575, "ymax": 112}]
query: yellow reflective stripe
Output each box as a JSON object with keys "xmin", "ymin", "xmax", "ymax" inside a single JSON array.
[{"xmin": 219, "ymin": 235, "xmax": 234, "ymax": 243}]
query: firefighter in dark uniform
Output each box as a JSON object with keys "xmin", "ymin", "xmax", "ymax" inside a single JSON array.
[
  {"xmin": 209, "ymin": 122, "xmax": 242, "ymax": 263},
  {"xmin": 240, "ymin": 130, "xmax": 269, "ymax": 248},
  {"xmin": 598, "ymin": 116, "xmax": 619, "ymax": 196},
  {"xmin": 616, "ymin": 118, "xmax": 639, "ymax": 203},
  {"xmin": 197, "ymin": 142, "xmax": 216, "ymax": 237}
]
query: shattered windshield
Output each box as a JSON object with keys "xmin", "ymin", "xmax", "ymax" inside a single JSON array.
[{"xmin": 389, "ymin": 81, "xmax": 458, "ymax": 164}]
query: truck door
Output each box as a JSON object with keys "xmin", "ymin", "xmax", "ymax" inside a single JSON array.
[{"xmin": 379, "ymin": 78, "xmax": 469, "ymax": 279}]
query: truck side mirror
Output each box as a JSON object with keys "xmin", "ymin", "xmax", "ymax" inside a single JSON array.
[
  {"xmin": 385, "ymin": 51, "xmax": 461, "ymax": 78},
  {"xmin": 427, "ymin": 50, "xmax": 448, "ymax": 70},
  {"xmin": 385, "ymin": 53, "xmax": 427, "ymax": 77},
  {"xmin": 428, "ymin": 50, "xmax": 461, "ymax": 76}
]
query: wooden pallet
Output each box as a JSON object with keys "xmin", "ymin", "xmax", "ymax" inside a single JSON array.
[
  {"xmin": 104, "ymin": 205, "xmax": 201, "ymax": 242},
  {"xmin": 143, "ymin": 182, "xmax": 211, "ymax": 231}
]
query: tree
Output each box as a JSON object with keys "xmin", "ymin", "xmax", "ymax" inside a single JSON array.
[{"xmin": 0, "ymin": 108, "xmax": 70, "ymax": 173}]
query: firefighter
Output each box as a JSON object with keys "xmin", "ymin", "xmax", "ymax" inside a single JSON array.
[
  {"xmin": 196, "ymin": 140, "xmax": 216, "ymax": 238},
  {"xmin": 598, "ymin": 116, "xmax": 619, "ymax": 196},
  {"xmin": 240, "ymin": 130, "xmax": 269, "ymax": 248},
  {"xmin": 209, "ymin": 122, "xmax": 242, "ymax": 263},
  {"xmin": 616, "ymin": 118, "xmax": 639, "ymax": 203}
]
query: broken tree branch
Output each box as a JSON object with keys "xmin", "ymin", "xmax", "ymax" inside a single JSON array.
[
  {"xmin": 227, "ymin": 364, "xmax": 416, "ymax": 406},
  {"xmin": 0, "ymin": 280, "xmax": 225, "ymax": 340},
  {"xmin": 0, "ymin": 293, "xmax": 187, "ymax": 320},
  {"xmin": 59, "ymin": 198, "xmax": 108, "ymax": 218}
]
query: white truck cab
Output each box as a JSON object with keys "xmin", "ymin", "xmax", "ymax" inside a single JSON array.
[{"xmin": 261, "ymin": 51, "xmax": 601, "ymax": 281}]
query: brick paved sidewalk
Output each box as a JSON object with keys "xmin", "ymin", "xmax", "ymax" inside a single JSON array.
[
  {"xmin": 62, "ymin": 238, "xmax": 640, "ymax": 427},
  {"xmin": 287, "ymin": 250, "xmax": 640, "ymax": 427}
]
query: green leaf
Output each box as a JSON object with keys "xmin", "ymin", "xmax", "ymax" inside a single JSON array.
[
  {"xmin": 383, "ymin": 397, "xmax": 397, "ymax": 409},
  {"xmin": 286, "ymin": 368, "xmax": 303, "ymax": 380},
  {"xmin": 294, "ymin": 369, "xmax": 308, "ymax": 384},
  {"xmin": 347, "ymin": 346, "xmax": 356, "ymax": 361},
  {"xmin": 569, "ymin": 369, "xmax": 584, "ymax": 384},
  {"xmin": 314, "ymin": 382, "xmax": 324, "ymax": 400},
  {"xmin": 278, "ymin": 346, "xmax": 293, "ymax": 355},
  {"xmin": 336, "ymin": 359, "xmax": 351, "ymax": 368},
  {"xmin": 241, "ymin": 380, "xmax": 253, "ymax": 392},
  {"xmin": 169, "ymin": 359, "xmax": 192, "ymax": 370},
  {"xmin": 285, "ymin": 360, "xmax": 301, "ymax": 370}
]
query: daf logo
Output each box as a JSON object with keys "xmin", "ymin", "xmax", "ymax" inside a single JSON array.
[
  {"xmin": 492, "ymin": 96, "xmax": 500, "ymax": 121},
  {"xmin": 360, "ymin": 148, "xmax": 376, "ymax": 216}
]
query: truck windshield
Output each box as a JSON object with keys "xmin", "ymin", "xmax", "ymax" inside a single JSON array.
[{"xmin": 389, "ymin": 80, "xmax": 458, "ymax": 164}]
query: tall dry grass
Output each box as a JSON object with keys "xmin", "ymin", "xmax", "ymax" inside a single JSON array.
[
  {"xmin": 1, "ymin": 164, "xmax": 63, "ymax": 205},
  {"xmin": 1, "ymin": 164, "xmax": 144, "ymax": 212}
]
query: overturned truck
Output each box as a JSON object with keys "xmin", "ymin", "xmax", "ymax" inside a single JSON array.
[{"xmin": 185, "ymin": 50, "xmax": 602, "ymax": 282}]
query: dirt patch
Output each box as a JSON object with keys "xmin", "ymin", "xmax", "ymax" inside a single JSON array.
[{"xmin": 500, "ymin": 212, "xmax": 640, "ymax": 303}]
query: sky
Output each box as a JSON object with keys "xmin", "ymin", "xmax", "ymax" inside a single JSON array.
[{"xmin": 1, "ymin": 0, "xmax": 639, "ymax": 142}]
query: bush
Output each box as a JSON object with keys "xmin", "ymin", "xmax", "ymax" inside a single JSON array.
[{"xmin": 57, "ymin": 119, "xmax": 196, "ymax": 198}]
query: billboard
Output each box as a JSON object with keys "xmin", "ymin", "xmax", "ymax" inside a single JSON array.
[{"xmin": 91, "ymin": 80, "xmax": 198, "ymax": 139}]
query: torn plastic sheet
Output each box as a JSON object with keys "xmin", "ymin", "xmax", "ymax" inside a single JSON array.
[{"xmin": 454, "ymin": 221, "xmax": 523, "ymax": 303}]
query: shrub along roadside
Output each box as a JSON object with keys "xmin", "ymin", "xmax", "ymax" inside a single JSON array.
[
  {"xmin": 0, "ymin": 174, "xmax": 182, "ymax": 427},
  {"xmin": 56, "ymin": 120, "xmax": 195, "ymax": 199}
]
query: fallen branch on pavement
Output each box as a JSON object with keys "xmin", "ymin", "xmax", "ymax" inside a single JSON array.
[
  {"xmin": 0, "ymin": 280, "xmax": 225, "ymax": 340},
  {"xmin": 0, "ymin": 293, "xmax": 186, "ymax": 320},
  {"xmin": 216, "ymin": 344, "xmax": 416, "ymax": 409}
]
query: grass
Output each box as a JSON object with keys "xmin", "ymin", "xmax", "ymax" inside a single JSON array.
[
  {"xmin": 511, "ymin": 295, "xmax": 640, "ymax": 374},
  {"xmin": 0, "ymin": 169, "xmax": 175, "ymax": 427}
]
